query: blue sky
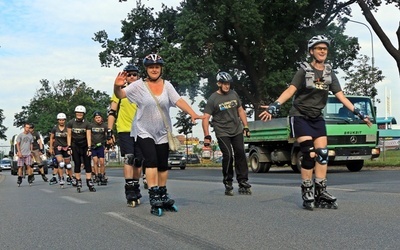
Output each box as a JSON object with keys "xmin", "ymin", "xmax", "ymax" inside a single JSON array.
[{"xmin": 0, "ymin": 1, "xmax": 399, "ymax": 147}]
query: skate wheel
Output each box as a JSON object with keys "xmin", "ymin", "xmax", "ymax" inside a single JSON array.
[
  {"xmin": 127, "ymin": 201, "xmax": 136, "ymax": 208},
  {"xmin": 170, "ymin": 205, "xmax": 178, "ymax": 212},
  {"xmin": 77, "ymin": 188, "xmax": 81, "ymax": 193},
  {"xmin": 151, "ymin": 208, "xmax": 163, "ymax": 216}
]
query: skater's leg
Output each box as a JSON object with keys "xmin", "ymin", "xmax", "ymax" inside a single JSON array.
[{"xmin": 217, "ymin": 136, "xmax": 235, "ymax": 195}]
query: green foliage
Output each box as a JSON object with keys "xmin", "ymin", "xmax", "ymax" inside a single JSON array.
[
  {"xmin": 13, "ymin": 79, "xmax": 110, "ymax": 136},
  {"xmin": 174, "ymin": 110, "xmax": 193, "ymax": 135},
  {"xmin": 0, "ymin": 109, "xmax": 7, "ymax": 140},
  {"xmin": 95, "ymin": 0, "xmax": 362, "ymax": 119},
  {"xmin": 342, "ymin": 54, "xmax": 384, "ymax": 103}
]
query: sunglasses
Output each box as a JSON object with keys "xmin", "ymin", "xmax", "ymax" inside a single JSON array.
[{"xmin": 127, "ymin": 73, "xmax": 138, "ymax": 77}]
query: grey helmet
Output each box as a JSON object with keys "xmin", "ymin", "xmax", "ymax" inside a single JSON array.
[
  {"xmin": 216, "ymin": 71, "xmax": 233, "ymax": 83},
  {"xmin": 143, "ymin": 53, "xmax": 164, "ymax": 67},
  {"xmin": 307, "ymin": 35, "xmax": 330, "ymax": 50}
]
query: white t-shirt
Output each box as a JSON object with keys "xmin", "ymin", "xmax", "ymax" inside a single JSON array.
[{"xmin": 125, "ymin": 79, "xmax": 181, "ymax": 144}]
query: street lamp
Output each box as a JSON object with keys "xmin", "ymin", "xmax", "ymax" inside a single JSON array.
[{"xmin": 342, "ymin": 17, "xmax": 375, "ymax": 104}]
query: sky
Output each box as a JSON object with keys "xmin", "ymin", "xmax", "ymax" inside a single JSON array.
[{"xmin": 0, "ymin": 1, "xmax": 399, "ymax": 147}]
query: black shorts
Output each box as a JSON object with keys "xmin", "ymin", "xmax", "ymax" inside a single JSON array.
[
  {"xmin": 118, "ymin": 132, "xmax": 135, "ymax": 157},
  {"xmin": 290, "ymin": 116, "xmax": 326, "ymax": 138},
  {"xmin": 136, "ymin": 136, "xmax": 169, "ymax": 170}
]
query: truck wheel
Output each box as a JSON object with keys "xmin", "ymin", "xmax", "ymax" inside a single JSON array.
[
  {"xmin": 249, "ymin": 153, "xmax": 270, "ymax": 173},
  {"xmin": 291, "ymin": 151, "xmax": 302, "ymax": 173},
  {"xmin": 346, "ymin": 160, "xmax": 364, "ymax": 172}
]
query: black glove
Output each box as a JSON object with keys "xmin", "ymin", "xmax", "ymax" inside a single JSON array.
[
  {"xmin": 107, "ymin": 129, "xmax": 113, "ymax": 140},
  {"xmin": 204, "ymin": 135, "xmax": 212, "ymax": 147},
  {"xmin": 243, "ymin": 126, "xmax": 250, "ymax": 138},
  {"xmin": 353, "ymin": 108, "xmax": 366, "ymax": 120},
  {"xmin": 268, "ymin": 102, "xmax": 281, "ymax": 116}
]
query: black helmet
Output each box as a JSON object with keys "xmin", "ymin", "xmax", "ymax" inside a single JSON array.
[
  {"xmin": 123, "ymin": 64, "xmax": 139, "ymax": 72},
  {"xmin": 216, "ymin": 71, "xmax": 233, "ymax": 83},
  {"xmin": 29, "ymin": 123, "xmax": 35, "ymax": 129},
  {"xmin": 93, "ymin": 111, "xmax": 102, "ymax": 118},
  {"xmin": 143, "ymin": 53, "xmax": 164, "ymax": 67}
]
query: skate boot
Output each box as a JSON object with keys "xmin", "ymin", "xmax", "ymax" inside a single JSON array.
[
  {"xmin": 238, "ymin": 181, "xmax": 252, "ymax": 195},
  {"xmin": 17, "ymin": 176, "xmax": 23, "ymax": 187},
  {"xmin": 59, "ymin": 176, "xmax": 65, "ymax": 189},
  {"xmin": 159, "ymin": 186, "xmax": 178, "ymax": 212},
  {"xmin": 41, "ymin": 174, "xmax": 48, "ymax": 182},
  {"xmin": 76, "ymin": 179, "xmax": 82, "ymax": 193},
  {"xmin": 224, "ymin": 181, "xmax": 234, "ymax": 196},
  {"xmin": 98, "ymin": 173, "xmax": 107, "ymax": 186},
  {"xmin": 301, "ymin": 179, "xmax": 315, "ymax": 210},
  {"xmin": 149, "ymin": 186, "xmax": 163, "ymax": 216},
  {"xmin": 125, "ymin": 182, "xmax": 140, "ymax": 207},
  {"xmin": 87, "ymin": 179, "xmax": 96, "ymax": 192},
  {"xmin": 142, "ymin": 174, "xmax": 148, "ymax": 189},
  {"xmin": 314, "ymin": 179, "xmax": 338, "ymax": 209},
  {"xmin": 71, "ymin": 176, "xmax": 77, "ymax": 187},
  {"xmin": 49, "ymin": 176, "xmax": 58, "ymax": 185},
  {"xmin": 66, "ymin": 176, "xmax": 72, "ymax": 185},
  {"xmin": 28, "ymin": 174, "xmax": 34, "ymax": 186}
]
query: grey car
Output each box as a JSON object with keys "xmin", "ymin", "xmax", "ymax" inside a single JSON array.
[
  {"xmin": 168, "ymin": 152, "xmax": 186, "ymax": 170},
  {"xmin": 0, "ymin": 158, "xmax": 12, "ymax": 171}
]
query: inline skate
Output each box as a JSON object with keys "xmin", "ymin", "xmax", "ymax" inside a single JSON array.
[
  {"xmin": 159, "ymin": 186, "xmax": 178, "ymax": 212},
  {"xmin": 71, "ymin": 176, "xmax": 77, "ymax": 187},
  {"xmin": 59, "ymin": 176, "xmax": 65, "ymax": 189},
  {"xmin": 224, "ymin": 181, "xmax": 234, "ymax": 196},
  {"xmin": 17, "ymin": 176, "xmax": 23, "ymax": 187},
  {"xmin": 314, "ymin": 179, "xmax": 338, "ymax": 209},
  {"xmin": 87, "ymin": 179, "xmax": 96, "ymax": 192},
  {"xmin": 301, "ymin": 179, "xmax": 315, "ymax": 210},
  {"xmin": 238, "ymin": 181, "xmax": 252, "ymax": 195},
  {"xmin": 98, "ymin": 173, "xmax": 107, "ymax": 186},
  {"xmin": 49, "ymin": 176, "xmax": 58, "ymax": 185},
  {"xmin": 41, "ymin": 174, "xmax": 48, "ymax": 182},
  {"xmin": 76, "ymin": 179, "xmax": 82, "ymax": 193},
  {"xmin": 27, "ymin": 174, "xmax": 34, "ymax": 186},
  {"xmin": 149, "ymin": 186, "xmax": 163, "ymax": 216},
  {"xmin": 125, "ymin": 182, "xmax": 140, "ymax": 207}
]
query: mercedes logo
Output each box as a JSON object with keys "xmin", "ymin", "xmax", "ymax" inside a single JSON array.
[{"xmin": 350, "ymin": 136, "xmax": 357, "ymax": 144}]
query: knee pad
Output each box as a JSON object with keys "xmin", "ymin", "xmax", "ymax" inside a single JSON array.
[
  {"xmin": 66, "ymin": 163, "xmax": 72, "ymax": 170},
  {"xmin": 134, "ymin": 158, "xmax": 143, "ymax": 168},
  {"xmin": 300, "ymin": 140, "xmax": 315, "ymax": 170},
  {"xmin": 124, "ymin": 154, "xmax": 135, "ymax": 166},
  {"xmin": 59, "ymin": 162, "xmax": 65, "ymax": 169},
  {"xmin": 315, "ymin": 148, "xmax": 329, "ymax": 165}
]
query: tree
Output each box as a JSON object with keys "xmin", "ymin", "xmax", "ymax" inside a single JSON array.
[
  {"xmin": 342, "ymin": 54, "xmax": 384, "ymax": 103},
  {"xmin": 94, "ymin": 0, "xmax": 361, "ymax": 119},
  {"xmin": 355, "ymin": 0, "xmax": 400, "ymax": 76},
  {"xmin": 14, "ymin": 79, "xmax": 110, "ymax": 136},
  {"xmin": 174, "ymin": 110, "xmax": 194, "ymax": 155},
  {"xmin": 0, "ymin": 109, "xmax": 7, "ymax": 140}
]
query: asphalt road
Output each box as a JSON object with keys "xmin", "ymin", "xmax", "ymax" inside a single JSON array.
[{"xmin": 1, "ymin": 166, "xmax": 400, "ymax": 249}]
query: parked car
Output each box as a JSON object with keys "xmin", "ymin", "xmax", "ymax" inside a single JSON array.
[
  {"xmin": 0, "ymin": 158, "xmax": 12, "ymax": 171},
  {"xmin": 186, "ymin": 154, "xmax": 200, "ymax": 164},
  {"xmin": 168, "ymin": 152, "xmax": 186, "ymax": 170}
]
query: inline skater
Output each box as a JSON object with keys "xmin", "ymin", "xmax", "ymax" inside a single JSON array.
[
  {"xmin": 259, "ymin": 35, "xmax": 372, "ymax": 210},
  {"xmin": 91, "ymin": 111, "xmax": 108, "ymax": 185},
  {"xmin": 29, "ymin": 124, "xmax": 48, "ymax": 182},
  {"xmin": 16, "ymin": 123, "xmax": 34, "ymax": 186},
  {"xmin": 67, "ymin": 105, "xmax": 96, "ymax": 192}
]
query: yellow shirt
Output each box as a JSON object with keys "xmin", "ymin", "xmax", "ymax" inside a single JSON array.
[{"xmin": 110, "ymin": 94, "xmax": 137, "ymax": 133}]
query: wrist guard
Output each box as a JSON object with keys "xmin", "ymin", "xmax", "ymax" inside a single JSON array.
[
  {"xmin": 353, "ymin": 108, "xmax": 366, "ymax": 120},
  {"xmin": 268, "ymin": 102, "xmax": 281, "ymax": 116},
  {"xmin": 243, "ymin": 127, "xmax": 250, "ymax": 138}
]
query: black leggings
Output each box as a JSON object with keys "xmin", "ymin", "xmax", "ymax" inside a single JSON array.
[{"xmin": 71, "ymin": 144, "xmax": 91, "ymax": 174}]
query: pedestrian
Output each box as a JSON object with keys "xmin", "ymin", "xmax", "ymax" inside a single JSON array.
[
  {"xmin": 49, "ymin": 113, "xmax": 74, "ymax": 187},
  {"xmin": 29, "ymin": 124, "xmax": 49, "ymax": 182},
  {"xmin": 91, "ymin": 111, "xmax": 108, "ymax": 185},
  {"xmin": 67, "ymin": 105, "xmax": 96, "ymax": 192},
  {"xmin": 202, "ymin": 71, "xmax": 252, "ymax": 196},
  {"xmin": 113, "ymin": 53, "xmax": 203, "ymax": 216},
  {"xmin": 107, "ymin": 64, "xmax": 146, "ymax": 207},
  {"xmin": 16, "ymin": 122, "xmax": 34, "ymax": 186},
  {"xmin": 259, "ymin": 35, "xmax": 372, "ymax": 210}
]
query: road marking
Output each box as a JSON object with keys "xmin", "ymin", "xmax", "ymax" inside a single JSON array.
[
  {"xmin": 61, "ymin": 196, "xmax": 89, "ymax": 204},
  {"xmin": 331, "ymin": 187, "xmax": 357, "ymax": 192},
  {"xmin": 40, "ymin": 189, "xmax": 54, "ymax": 193},
  {"xmin": 105, "ymin": 212, "xmax": 158, "ymax": 234}
]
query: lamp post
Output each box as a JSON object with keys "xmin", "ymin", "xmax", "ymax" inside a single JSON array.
[{"xmin": 343, "ymin": 17, "xmax": 375, "ymax": 104}]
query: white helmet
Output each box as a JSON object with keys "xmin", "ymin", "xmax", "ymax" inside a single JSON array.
[
  {"xmin": 74, "ymin": 105, "xmax": 86, "ymax": 114},
  {"xmin": 56, "ymin": 113, "xmax": 67, "ymax": 120},
  {"xmin": 307, "ymin": 35, "xmax": 330, "ymax": 50},
  {"xmin": 216, "ymin": 71, "xmax": 233, "ymax": 83}
]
